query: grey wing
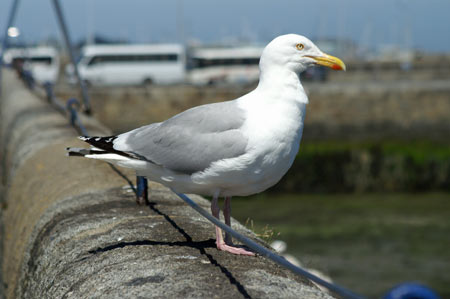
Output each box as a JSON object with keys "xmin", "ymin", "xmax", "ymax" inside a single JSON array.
[{"xmin": 113, "ymin": 101, "xmax": 248, "ymax": 174}]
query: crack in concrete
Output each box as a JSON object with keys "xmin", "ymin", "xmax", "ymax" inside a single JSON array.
[
  {"xmin": 87, "ymin": 201, "xmax": 252, "ymax": 298},
  {"xmin": 147, "ymin": 201, "xmax": 251, "ymax": 299}
]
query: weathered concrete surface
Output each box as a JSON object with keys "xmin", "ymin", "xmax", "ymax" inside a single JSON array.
[{"xmin": 1, "ymin": 69, "xmax": 333, "ymax": 299}]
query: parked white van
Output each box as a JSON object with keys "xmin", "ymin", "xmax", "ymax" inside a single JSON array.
[
  {"xmin": 67, "ymin": 44, "xmax": 186, "ymax": 86},
  {"xmin": 188, "ymin": 46, "xmax": 263, "ymax": 85},
  {"xmin": 3, "ymin": 46, "xmax": 60, "ymax": 84}
]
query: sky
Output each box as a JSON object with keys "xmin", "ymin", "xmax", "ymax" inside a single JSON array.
[{"xmin": 2, "ymin": 0, "xmax": 450, "ymax": 53}]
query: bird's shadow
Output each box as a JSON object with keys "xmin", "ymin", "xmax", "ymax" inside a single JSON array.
[{"xmin": 89, "ymin": 200, "xmax": 251, "ymax": 298}]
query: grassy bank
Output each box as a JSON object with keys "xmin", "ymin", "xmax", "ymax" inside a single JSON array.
[{"xmin": 231, "ymin": 193, "xmax": 450, "ymax": 297}]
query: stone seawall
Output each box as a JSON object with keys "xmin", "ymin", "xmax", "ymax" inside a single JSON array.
[
  {"xmin": 55, "ymin": 79, "xmax": 450, "ymax": 141},
  {"xmin": 0, "ymin": 69, "xmax": 332, "ymax": 298}
]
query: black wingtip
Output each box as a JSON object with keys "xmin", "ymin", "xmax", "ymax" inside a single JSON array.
[
  {"xmin": 67, "ymin": 151, "xmax": 85, "ymax": 157},
  {"xmin": 77, "ymin": 135, "xmax": 137, "ymax": 160},
  {"xmin": 81, "ymin": 136, "xmax": 117, "ymax": 149}
]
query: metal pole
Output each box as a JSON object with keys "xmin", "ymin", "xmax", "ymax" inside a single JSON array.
[
  {"xmin": 51, "ymin": 0, "xmax": 91, "ymax": 114},
  {"xmin": 136, "ymin": 176, "xmax": 149, "ymax": 204},
  {"xmin": 0, "ymin": 0, "xmax": 21, "ymax": 95}
]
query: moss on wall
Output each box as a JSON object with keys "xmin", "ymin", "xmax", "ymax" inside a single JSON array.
[{"xmin": 272, "ymin": 141, "xmax": 450, "ymax": 193}]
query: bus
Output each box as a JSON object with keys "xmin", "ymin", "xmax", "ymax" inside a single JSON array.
[
  {"xmin": 187, "ymin": 46, "xmax": 263, "ymax": 85},
  {"xmin": 3, "ymin": 46, "xmax": 60, "ymax": 84},
  {"xmin": 67, "ymin": 44, "xmax": 186, "ymax": 86}
]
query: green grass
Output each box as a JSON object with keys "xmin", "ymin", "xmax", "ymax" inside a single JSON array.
[{"xmin": 231, "ymin": 193, "xmax": 450, "ymax": 297}]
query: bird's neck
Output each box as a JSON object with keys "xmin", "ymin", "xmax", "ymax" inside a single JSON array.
[{"xmin": 255, "ymin": 67, "xmax": 308, "ymax": 104}]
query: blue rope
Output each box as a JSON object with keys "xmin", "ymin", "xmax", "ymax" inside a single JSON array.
[
  {"xmin": 172, "ymin": 191, "xmax": 365, "ymax": 299},
  {"xmin": 21, "ymin": 69, "xmax": 35, "ymax": 89},
  {"xmin": 66, "ymin": 98, "xmax": 88, "ymax": 136},
  {"xmin": 43, "ymin": 82, "xmax": 54, "ymax": 103},
  {"xmin": 43, "ymin": 82, "xmax": 65, "ymax": 114}
]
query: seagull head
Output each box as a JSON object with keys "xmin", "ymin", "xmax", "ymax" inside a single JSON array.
[{"xmin": 260, "ymin": 34, "xmax": 346, "ymax": 74}]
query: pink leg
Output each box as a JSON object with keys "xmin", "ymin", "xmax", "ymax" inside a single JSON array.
[{"xmin": 211, "ymin": 195, "xmax": 254, "ymax": 256}]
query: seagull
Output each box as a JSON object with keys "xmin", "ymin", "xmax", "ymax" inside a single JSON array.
[{"xmin": 67, "ymin": 34, "xmax": 345, "ymax": 256}]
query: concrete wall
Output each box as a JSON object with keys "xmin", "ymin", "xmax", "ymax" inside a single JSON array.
[
  {"xmin": 55, "ymin": 78, "xmax": 450, "ymax": 141},
  {"xmin": 0, "ymin": 69, "xmax": 332, "ymax": 298},
  {"xmin": 304, "ymin": 79, "xmax": 450, "ymax": 140}
]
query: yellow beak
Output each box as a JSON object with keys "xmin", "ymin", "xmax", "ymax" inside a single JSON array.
[{"xmin": 308, "ymin": 53, "xmax": 346, "ymax": 71}]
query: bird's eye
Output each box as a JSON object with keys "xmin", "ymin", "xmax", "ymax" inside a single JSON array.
[{"xmin": 296, "ymin": 43, "xmax": 304, "ymax": 50}]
